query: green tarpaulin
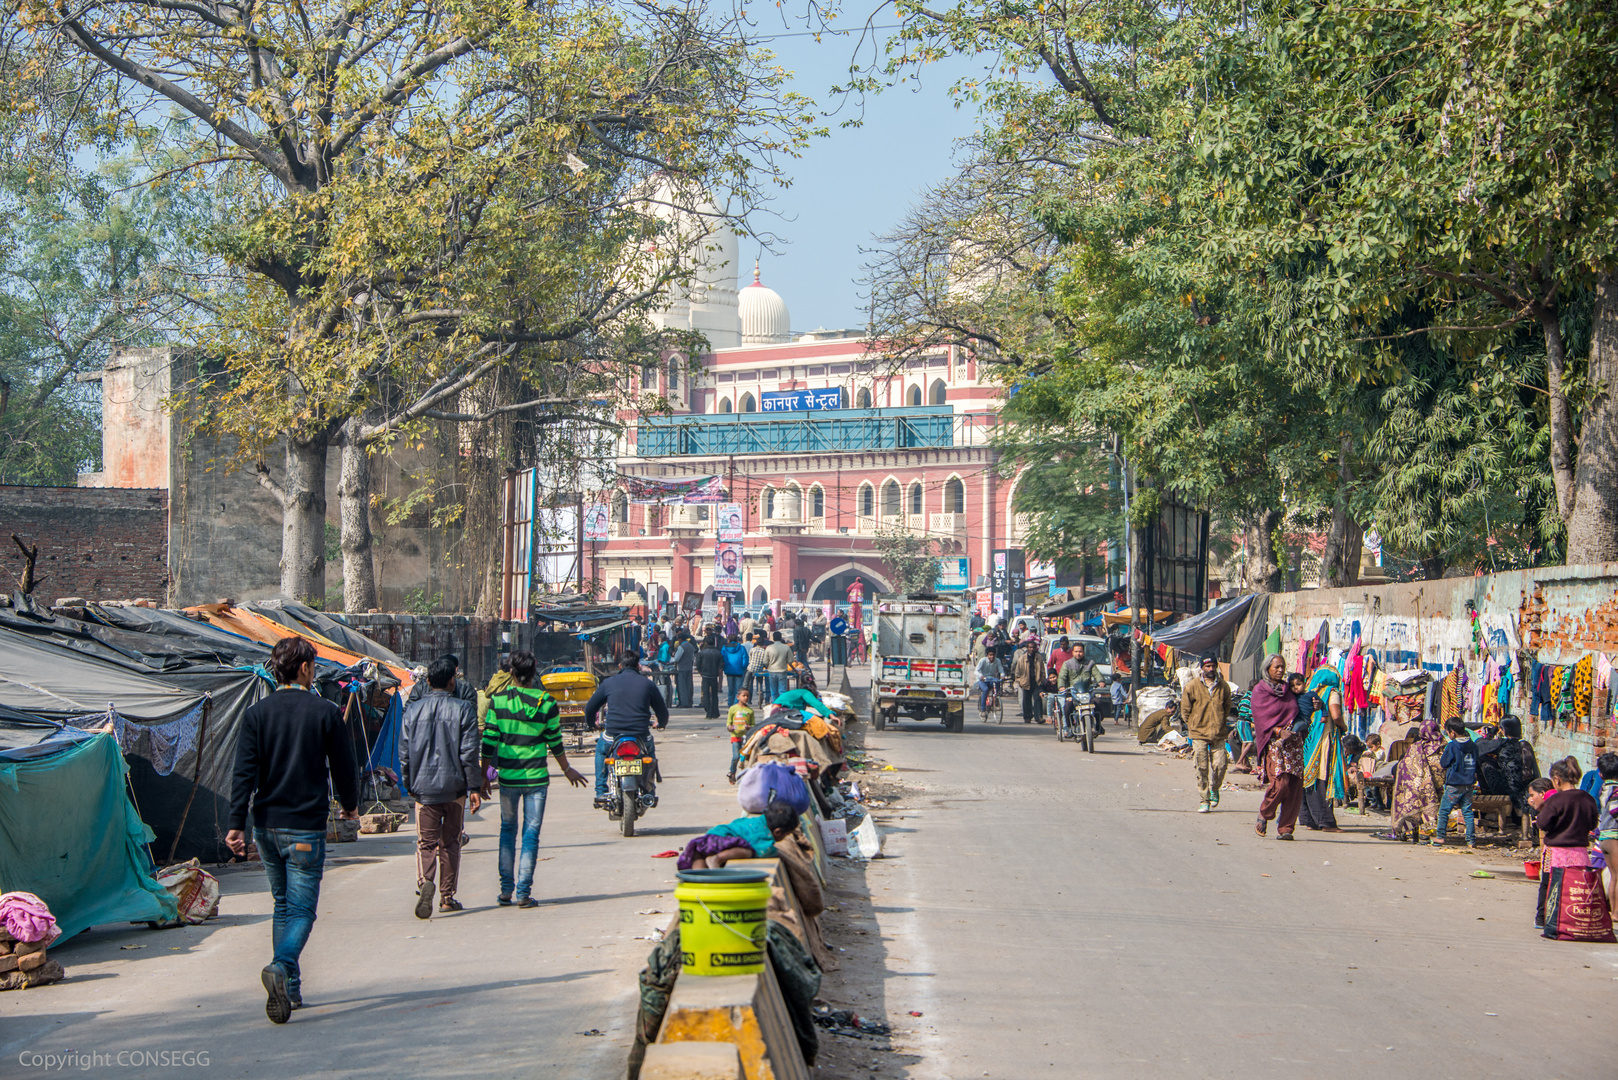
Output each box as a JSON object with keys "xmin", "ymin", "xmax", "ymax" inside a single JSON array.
[{"xmin": 0, "ymin": 732, "xmax": 176, "ymax": 940}]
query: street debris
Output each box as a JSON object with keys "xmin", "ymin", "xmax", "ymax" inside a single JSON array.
[{"xmin": 814, "ymin": 1005, "xmax": 892, "ymax": 1038}]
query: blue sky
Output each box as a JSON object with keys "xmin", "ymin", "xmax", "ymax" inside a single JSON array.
[{"xmin": 744, "ymin": 20, "xmax": 985, "ymax": 332}]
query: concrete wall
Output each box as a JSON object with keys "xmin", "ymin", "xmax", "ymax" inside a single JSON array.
[
  {"xmin": 1261, "ymin": 562, "xmax": 1618, "ymax": 770},
  {"xmin": 76, "ymin": 348, "xmax": 472, "ymax": 609},
  {"xmin": 79, "ymin": 348, "xmax": 171, "ymax": 490},
  {"xmin": 0, "ymin": 485, "xmax": 169, "ymax": 601}
]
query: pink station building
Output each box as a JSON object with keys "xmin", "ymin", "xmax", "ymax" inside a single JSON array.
[{"xmin": 591, "ymin": 241, "xmax": 1031, "ymax": 613}]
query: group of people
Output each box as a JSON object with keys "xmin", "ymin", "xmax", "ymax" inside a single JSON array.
[
  {"xmin": 971, "ymin": 629, "xmax": 1128, "ymax": 728},
  {"xmin": 227, "ymin": 639, "xmax": 592, "ymax": 1024}
]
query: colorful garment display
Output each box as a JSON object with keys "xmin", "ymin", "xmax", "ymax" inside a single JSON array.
[{"xmin": 1573, "ymin": 655, "xmax": 1594, "ymax": 721}]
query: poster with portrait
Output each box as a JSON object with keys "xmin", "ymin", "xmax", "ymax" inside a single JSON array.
[
  {"xmin": 714, "ymin": 542, "xmax": 744, "ymax": 593},
  {"xmin": 717, "ymin": 503, "xmax": 744, "ymax": 542},
  {"xmin": 583, "ymin": 503, "xmax": 609, "ymax": 541}
]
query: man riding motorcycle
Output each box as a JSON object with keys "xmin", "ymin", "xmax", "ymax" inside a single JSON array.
[
  {"xmin": 584, "ymin": 648, "xmax": 669, "ymax": 808},
  {"xmin": 1056, "ymin": 651, "xmax": 1103, "ymax": 736}
]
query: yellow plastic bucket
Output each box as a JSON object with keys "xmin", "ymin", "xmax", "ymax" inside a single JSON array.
[{"xmin": 675, "ymin": 868, "xmax": 771, "ymax": 976}]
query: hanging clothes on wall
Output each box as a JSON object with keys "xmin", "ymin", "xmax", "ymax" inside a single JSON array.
[
  {"xmin": 1345, "ymin": 641, "xmax": 1369, "ymax": 711},
  {"xmin": 1557, "ymin": 666, "xmax": 1576, "ymax": 719},
  {"xmin": 1573, "ymin": 655, "xmax": 1594, "ymax": 722}
]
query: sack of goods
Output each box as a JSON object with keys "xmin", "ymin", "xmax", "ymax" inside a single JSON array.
[{"xmin": 737, "ymin": 761, "xmax": 810, "ymax": 816}]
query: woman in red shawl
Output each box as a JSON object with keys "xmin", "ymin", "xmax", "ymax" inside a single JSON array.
[{"xmin": 1251, "ymin": 653, "xmax": 1306, "ymax": 839}]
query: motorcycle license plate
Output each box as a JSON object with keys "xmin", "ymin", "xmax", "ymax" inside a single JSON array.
[{"xmin": 612, "ymin": 761, "xmax": 643, "ymax": 775}]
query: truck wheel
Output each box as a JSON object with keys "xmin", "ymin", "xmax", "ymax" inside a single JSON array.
[
  {"xmin": 949, "ymin": 707, "xmax": 964, "ymax": 733},
  {"xmin": 872, "ymin": 701, "xmax": 886, "ymax": 730}
]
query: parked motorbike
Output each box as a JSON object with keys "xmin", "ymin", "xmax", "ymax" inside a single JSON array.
[
  {"xmin": 1050, "ymin": 686, "xmax": 1102, "ymax": 753},
  {"xmin": 603, "ymin": 735, "xmax": 659, "ymax": 837}
]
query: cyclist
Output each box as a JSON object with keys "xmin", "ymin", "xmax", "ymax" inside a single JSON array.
[
  {"xmin": 975, "ymin": 651, "xmax": 1005, "ymax": 716},
  {"xmin": 584, "ymin": 648, "xmax": 669, "ymax": 808}
]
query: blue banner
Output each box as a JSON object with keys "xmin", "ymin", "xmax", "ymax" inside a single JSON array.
[{"xmin": 760, "ymin": 388, "xmax": 844, "ymax": 412}]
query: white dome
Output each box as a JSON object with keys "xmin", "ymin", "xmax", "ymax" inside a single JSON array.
[{"xmin": 739, "ymin": 263, "xmax": 791, "ymax": 345}]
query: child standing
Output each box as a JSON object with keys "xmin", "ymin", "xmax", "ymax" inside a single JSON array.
[
  {"xmin": 725, "ymin": 688, "xmax": 754, "ymax": 784},
  {"xmin": 1435, "ymin": 718, "xmax": 1480, "ymax": 847}
]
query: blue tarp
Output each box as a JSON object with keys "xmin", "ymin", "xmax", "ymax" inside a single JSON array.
[
  {"xmin": 0, "ymin": 732, "xmax": 176, "ymax": 940},
  {"xmin": 364, "ymin": 691, "xmax": 405, "ymax": 782}
]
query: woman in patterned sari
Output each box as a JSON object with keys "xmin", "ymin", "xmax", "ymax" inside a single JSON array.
[
  {"xmin": 1299, "ymin": 668, "xmax": 1347, "ymax": 832},
  {"xmin": 1384, "ymin": 718, "xmax": 1444, "ymax": 841}
]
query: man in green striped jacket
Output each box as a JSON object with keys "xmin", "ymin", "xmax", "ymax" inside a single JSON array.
[{"xmin": 481, "ymin": 650, "xmax": 587, "ymax": 907}]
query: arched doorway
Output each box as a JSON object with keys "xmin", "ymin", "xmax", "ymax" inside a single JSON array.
[
  {"xmin": 929, "ymin": 378, "xmax": 947, "ymax": 405},
  {"xmin": 906, "ymin": 385, "xmax": 922, "ymax": 406},
  {"xmin": 750, "ymin": 584, "xmax": 768, "ymax": 607},
  {"xmin": 607, "ymin": 586, "xmax": 621, "ymax": 601},
  {"xmin": 808, "ymin": 563, "xmax": 894, "ymax": 602}
]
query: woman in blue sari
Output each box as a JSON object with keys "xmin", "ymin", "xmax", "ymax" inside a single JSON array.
[{"xmin": 1299, "ymin": 667, "xmax": 1347, "ymax": 832}]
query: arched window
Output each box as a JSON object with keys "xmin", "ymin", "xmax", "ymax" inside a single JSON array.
[
  {"xmin": 858, "ymin": 483, "xmax": 875, "ymax": 517},
  {"xmin": 909, "ymin": 482, "xmax": 923, "ymax": 514},
  {"xmin": 740, "ymin": 393, "xmax": 756, "ymax": 412},
  {"xmin": 761, "ymin": 486, "xmax": 776, "ymax": 520},
  {"xmin": 944, "ymin": 476, "xmax": 965, "ymax": 514},
  {"xmin": 929, "ymin": 378, "xmax": 947, "ymax": 405},
  {"xmin": 719, "ymin": 397, "xmax": 733, "ymax": 414},
  {"xmin": 906, "ymin": 385, "xmax": 922, "ymax": 407},
  {"xmin": 668, "ymin": 360, "xmax": 680, "ymax": 390},
  {"xmin": 612, "ymin": 493, "xmax": 629, "ymax": 522},
  {"xmin": 856, "ymin": 387, "xmax": 872, "ymax": 409},
  {"xmin": 881, "ymin": 480, "xmax": 901, "ymax": 516},
  {"xmin": 810, "ymin": 485, "xmax": 825, "ymax": 517}
]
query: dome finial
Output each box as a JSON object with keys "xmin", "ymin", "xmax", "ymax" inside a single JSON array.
[{"xmin": 753, "ymin": 259, "xmax": 761, "ymax": 285}]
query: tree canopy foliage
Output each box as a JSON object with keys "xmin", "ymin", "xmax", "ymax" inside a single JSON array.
[
  {"xmin": 5, "ymin": 0, "xmax": 816, "ymax": 601},
  {"xmin": 864, "ymin": 0, "xmax": 1618, "ymax": 583}
]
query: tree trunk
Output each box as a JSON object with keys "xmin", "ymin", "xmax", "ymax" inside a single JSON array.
[
  {"xmin": 1320, "ymin": 437, "xmax": 1359, "ymax": 592},
  {"xmin": 1244, "ymin": 508, "xmax": 1283, "ymax": 593},
  {"xmin": 1564, "ymin": 271, "xmax": 1618, "ymax": 565},
  {"xmin": 1538, "ymin": 303, "xmax": 1577, "ymax": 522},
  {"xmin": 339, "ymin": 418, "xmax": 379, "ymax": 613},
  {"xmin": 279, "ymin": 435, "xmax": 328, "ymax": 602},
  {"xmin": 1419, "ymin": 554, "xmax": 1446, "ymax": 580}
]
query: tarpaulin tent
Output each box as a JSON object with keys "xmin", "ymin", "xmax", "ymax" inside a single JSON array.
[
  {"xmin": 0, "ymin": 730, "xmax": 177, "ymax": 940},
  {"xmin": 1147, "ymin": 594, "xmax": 1260, "ymax": 657},
  {"xmin": 247, "ymin": 598, "xmax": 409, "ymax": 667},
  {"xmin": 184, "ymin": 603, "xmax": 415, "ymax": 688},
  {"xmin": 0, "ymin": 624, "xmax": 268, "ymax": 863},
  {"xmin": 0, "ymin": 626, "xmax": 204, "ymax": 722}
]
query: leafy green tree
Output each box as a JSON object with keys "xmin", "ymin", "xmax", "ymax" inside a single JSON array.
[
  {"xmin": 0, "ymin": 153, "xmax": 194, "ymax": 484},
  {"xmin": 871, "ymin": 525, "xmax": 943, "ymax": 595},
  {"xmin": 9, "ymin": 0, "xmax": 812, "ymax": 602},
  {"xmin": 1193, "ymin": 0, "xmax": 1618, "ymax": 564}
]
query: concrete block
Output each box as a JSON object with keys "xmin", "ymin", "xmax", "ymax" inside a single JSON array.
[
  {"xmin": 640, "ymin": 1042, "xmax": 743, "ymax": 1080},
  {"xmin": 656, "ymin": 967, "xmax": 808, "ymax": 1080}
]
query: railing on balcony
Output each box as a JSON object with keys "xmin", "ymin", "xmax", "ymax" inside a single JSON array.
[{"xmin": 635, "ymin": 406, "xmax": 970, "ymax": 456}]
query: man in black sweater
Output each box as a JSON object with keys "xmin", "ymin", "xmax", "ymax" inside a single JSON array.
[
  {"xmin": 227, "ymin": 636, "xmax": 358, "ymax": 1024},
  {"xmin": 584, "ymin": 649, "xmax": 669, "ymax": 805}
]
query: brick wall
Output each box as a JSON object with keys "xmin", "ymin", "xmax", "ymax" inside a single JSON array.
[{"xmin": 1, "ymin": 485, "xmax": 169, "ymax": 602}]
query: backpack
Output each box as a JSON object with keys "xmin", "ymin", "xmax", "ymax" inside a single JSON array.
[{"xmin": 722, "ymin": 643, "xmax": 749, "ymax": 676}]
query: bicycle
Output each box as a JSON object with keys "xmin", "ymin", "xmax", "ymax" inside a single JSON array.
[{"xmin": 978, "ymin": 678, "xmax": 1004, "ymax": 724}]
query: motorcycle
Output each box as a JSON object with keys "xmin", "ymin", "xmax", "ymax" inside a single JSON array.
[
  {"xmin": 603, "ymin": 734, "xmax": 659, "ymax": 837},
  {"xmin": 1050, "ymin": 685, "xmax": 1102, "ymax": 753}
]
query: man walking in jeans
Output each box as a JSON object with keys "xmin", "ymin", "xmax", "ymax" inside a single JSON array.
[
  {"xmin": 1435, "ymin": 718, "xmax": 1480, "ymax": 847},
  {"xmin": 227, "ymin": 637, "xmax": 357, "ymax": 1024},
  {"xmin": 483, "ymin": 651, "xmax": 587, "ymax": 907},
  {"xmin": 401, "ymin": 656, "xmax": 482, "ymax": 919}
]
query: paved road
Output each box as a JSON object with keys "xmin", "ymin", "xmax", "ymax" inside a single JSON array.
[
  {"xmin": 0, "ymin": 705, "xmax": 747, "ymax": 1079},
  {"xmin": 857, "ymin": 674, "xmax": 1618, "ymax": 1080}
]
